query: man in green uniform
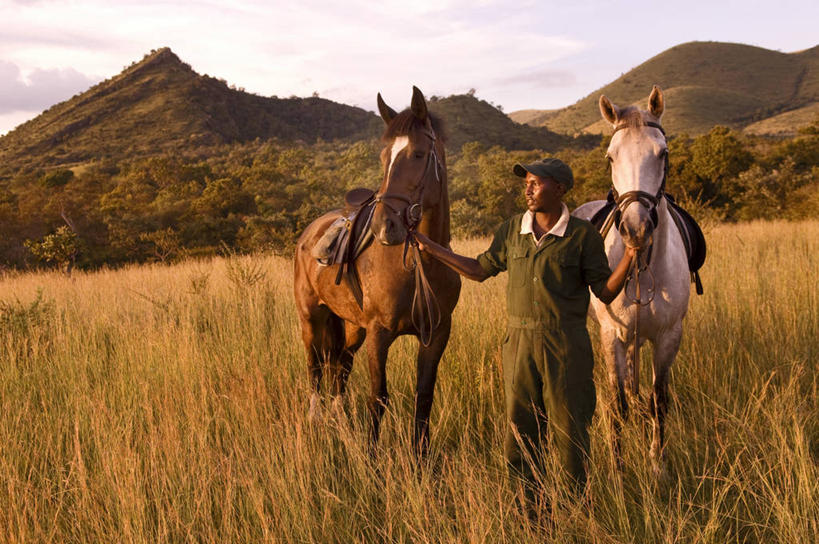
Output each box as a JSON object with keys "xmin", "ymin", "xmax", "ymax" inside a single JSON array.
[{"xmin": 415, "ymin": 158, "xmax": 635, "ymax": 495}]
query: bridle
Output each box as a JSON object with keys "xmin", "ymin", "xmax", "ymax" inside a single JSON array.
[
  {"xmin": 373, "ymin": 125, "xmax": 442, "ymax": 233},
  {"xmin": 372, "ymin": 123, "xmax": 444, "ymax": 347},
  {"xmin": 599, "ymin": 121, "xmax": 669, "ymax": 243}
]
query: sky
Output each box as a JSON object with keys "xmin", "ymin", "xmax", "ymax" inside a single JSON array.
[{"xmin": 0, "ymin": 0, "xmax": 817, "ymax": 135}]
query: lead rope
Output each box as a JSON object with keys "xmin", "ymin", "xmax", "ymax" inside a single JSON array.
[
  {"xmin": 625, "ymin": 249, "xmax": 656, "ymax": 396},
  {"xmin": 398, "ymin": 131, "xmax": 442, "ymax": 347},
  {"xmin": 403, "ymin": 234, "xmax": 441, "ymax": 347},
  {"xmin": 630, "ymin": 253, "xmax": 641, "ymax": 396}
]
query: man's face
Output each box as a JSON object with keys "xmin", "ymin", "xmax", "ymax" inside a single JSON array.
[{"xmin": 524, "ymin": 172, "xmax": 565, "ymax": 213}]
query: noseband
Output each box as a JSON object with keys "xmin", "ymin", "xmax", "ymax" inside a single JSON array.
[
  {"xmin": 600, "ymin": 121, "xmax": 669, "ymax": 240},
  {"xmin": 373, "ymin": 126, "xmax": 442, "ymax": 231}
]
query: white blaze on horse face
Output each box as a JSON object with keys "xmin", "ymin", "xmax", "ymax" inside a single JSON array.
[{"xmin": 387, "ymin": 136, "xmax": 409, "ymax": 178}]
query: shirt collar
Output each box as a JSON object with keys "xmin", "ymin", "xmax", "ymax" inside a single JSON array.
[{"xmin": 520, "ymin": 203, "xmax": 570, "ymax": 243}]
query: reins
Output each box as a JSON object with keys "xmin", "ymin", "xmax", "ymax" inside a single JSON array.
[
  {"xmin": 374, "ymin": 124, "xmax": 444, "ymax": 347},
  {"xmin": 623, "ymin": 249, "xmax": 655, "ymax": 396}
]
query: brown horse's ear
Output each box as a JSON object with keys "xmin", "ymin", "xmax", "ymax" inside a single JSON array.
[
  {"xmin": 377, "ymin": 93, "xmax": 397, "ymax": 125},
  {"xmin": 410, "ymin": 86, "xmax": 428, "ymax": 121},
  {"xmin": 648, "ymin": 85, "xmax": 664, "ymax": 118},
  {"xmin": 599, "ymin": 94, "xmax": 618, "ymax": 125}
]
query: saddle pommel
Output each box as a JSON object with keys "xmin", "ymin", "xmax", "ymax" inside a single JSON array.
[{"xmin": 344, "ymin": 188, "xmax": 376, "ymax": 211}]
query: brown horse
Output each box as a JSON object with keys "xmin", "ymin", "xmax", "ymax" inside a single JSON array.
[{"xmin": 293, "ymin": 87, "xmax": 461, "ymax": 455}]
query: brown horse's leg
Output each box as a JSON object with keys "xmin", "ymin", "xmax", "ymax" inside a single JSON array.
[
  {"xmin": 328, "ymin": 324, "xmax": 365, "ymax": 419},
  {"xmin": 413, "ymin": 317, "xmax": 451, "ymax": 458},
  {"xmin": 650, "ymin": 323, "xmax": 681, "ymax": 477},
  {"xmin": 601, "ymin": 327, "xmax": 628, "ymax": 469},
  {"xmin": 331, "ymin": 324, "xmax": 365, "ymax": 397},
  {"xmin": 298, "ymin": 305, "xmax": 332, "ymax": 421},
  {"xmin": 365, "ymin": 327, "xmax": 393, "ymax": 447}
]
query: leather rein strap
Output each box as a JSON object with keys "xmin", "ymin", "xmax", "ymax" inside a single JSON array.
[{"xmin": 374, "ymin": 125, "xmax": 443, "ymax": 347}]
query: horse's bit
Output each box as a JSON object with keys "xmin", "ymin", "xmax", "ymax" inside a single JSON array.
[{"xmin": 373, "ymin": 125, "xmax": 444, "ymax": 347}]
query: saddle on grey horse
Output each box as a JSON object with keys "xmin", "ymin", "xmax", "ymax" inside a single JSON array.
[
  {"xmin": 589, "ymin": 191, "xmax": 706, "ymax": 294},
  {"xmin": 311, "ymin": 188, "xmax": 377, "ymax": 307}
]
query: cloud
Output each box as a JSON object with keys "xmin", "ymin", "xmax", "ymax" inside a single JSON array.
[
  {"xmin": 213, "ymin": 2, "xmax": 589, "ymax": 112},
  {"xmin": 493, "ymin": 68, "xmax": 577, "ymax": 89},
  {"xmin": 0, "ymin": 61, "xmax": 99, "ymax": 113}
]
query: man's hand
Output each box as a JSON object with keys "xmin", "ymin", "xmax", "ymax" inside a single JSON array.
[
  {"xmin": 414, "ymin": 232, "xmax": 431, "ymax": 252},
  {"xmin": 598, "ymin": 243, "xmax": 639, "ymax": 303}
]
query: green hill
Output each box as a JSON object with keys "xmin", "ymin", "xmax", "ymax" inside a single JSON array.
[
  {"xmin": 0, "ymin": 48, "xmax": 380, "ymax": 176},
  {"xmin": 428, "ymin": 94, "xmax": 588, "ymax": 152},
  {"xmin": 743, "ymin": 102, "xmax": 819, "ymax": 135},
  {"xmin": 510, "ymin": 41, "xmax": 819, "ymax": 136}
]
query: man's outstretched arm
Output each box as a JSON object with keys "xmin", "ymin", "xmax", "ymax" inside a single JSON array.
[{"xmin": 414, "ymin": 233, "xmax": 490, "ymax": 282}]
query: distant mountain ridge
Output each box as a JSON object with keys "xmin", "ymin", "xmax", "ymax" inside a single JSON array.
[
  {"xmin": 0, "ymin": 48, "xmax": 380, "ymax": 175},
  {"xmin": 3, "ymin": 41, "xmax": 815, "ymax": 177},
  {"xmin": 509, "ymin": 41, "xmax": 819, "ymax": 136},
  {"xmin": 0, "ymin": 48, "xmax": 583, "ymax": 176},
  {"xmin": 428, "ymin": 93, "xmax": 581, "ymax": 151}
]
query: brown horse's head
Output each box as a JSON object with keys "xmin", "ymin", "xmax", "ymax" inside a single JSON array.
[{"xmin": 371, "ymin": 87, "xmax": 447, "ymax": 246}]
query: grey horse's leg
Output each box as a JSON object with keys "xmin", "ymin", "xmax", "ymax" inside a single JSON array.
[
  {"xmin": 650, "ymin": 322, "xmax": 682, "ymax": 476},
  {"xmin": 413, "ymin": 317, "xmax": 452, "ymax": 458},
  {"xmin": 600, "ymin": 326, "xmax": 628, "ymax": 467},
  {"xmin": 365, "ymin": 327, "xmax": 393, "ymax": 447}
]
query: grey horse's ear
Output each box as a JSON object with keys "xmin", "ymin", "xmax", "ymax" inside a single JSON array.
[
  {"xmin": 599, "ymin": 94, "xmax": 618, "ymax": 125},
  {"xmin": 377, "ymin": 93, "xmax": 397, "ymax": 125},
  {"xmin": 410, "ymin": 86, "xmax": 428, "ymax": 121},
  {"xmin": 648, "ymin": 85, "xmax": 664, "ymax": 118}
]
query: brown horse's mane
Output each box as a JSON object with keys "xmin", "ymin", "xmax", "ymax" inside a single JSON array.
[{"xmin": 382, "ymin": 110, "xmax": 447, "ymax": 144}]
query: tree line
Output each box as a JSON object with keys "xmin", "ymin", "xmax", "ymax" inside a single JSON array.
[{"xmin": 2, "ymin": 121, "xmax": 817, "ymax": 272}]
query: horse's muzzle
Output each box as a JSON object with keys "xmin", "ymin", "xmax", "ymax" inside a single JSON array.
[{"xmin": 619, "ymin": 207, "xmax": 655, "ymax": 249}]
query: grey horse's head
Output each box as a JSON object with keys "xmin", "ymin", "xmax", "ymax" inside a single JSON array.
[{"xmin": 600, "ymin": 86, "xmax": 667, "ymax": 249}]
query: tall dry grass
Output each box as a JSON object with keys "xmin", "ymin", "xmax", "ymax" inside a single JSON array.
[{"xmin": 0, "ymin": 220, "xmax": 816, "ymax": 543}]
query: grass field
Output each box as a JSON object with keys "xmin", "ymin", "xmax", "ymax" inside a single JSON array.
[{"xmin": 0, "ymin": 220, "xmax": 817, "ymax": 543}]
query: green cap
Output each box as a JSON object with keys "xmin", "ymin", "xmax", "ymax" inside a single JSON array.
[{"xmin": 513, "ymin": 157, "xmax": 574, "ymax": 191}]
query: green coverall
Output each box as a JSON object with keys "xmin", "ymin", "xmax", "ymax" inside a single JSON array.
[{"xmin": 477, "ymin": 213, "xmax": 611, "ymax": 490}]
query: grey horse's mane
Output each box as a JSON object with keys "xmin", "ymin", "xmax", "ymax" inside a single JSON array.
[{"xmin": 616, "ymin": 106, "xmax": 654, "ymax": 127}]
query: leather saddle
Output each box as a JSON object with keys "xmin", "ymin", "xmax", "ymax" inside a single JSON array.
[
  {"xmin": 312, "ymin": 188, "xmax": 377, "ymax": 307},
  {"xmin": 589, "ymin": 191, "xmax": 706, "ymax": 294}
]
